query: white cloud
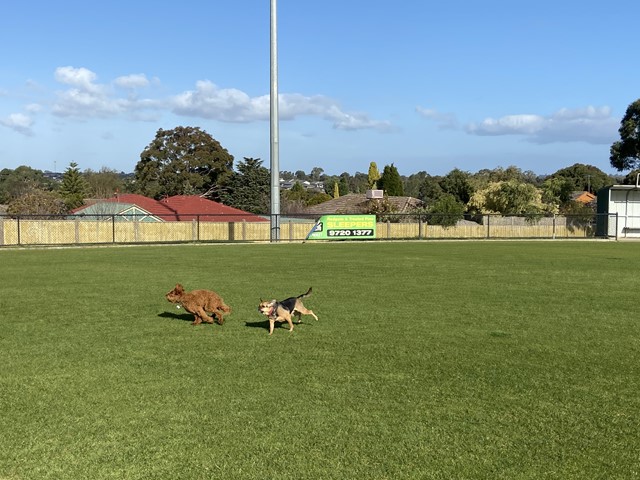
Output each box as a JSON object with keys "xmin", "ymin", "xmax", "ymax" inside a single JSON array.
[
  {"xmin": 47, "ymin": 67, "xmax": 391, "ymax": 131},
  {"xmin": 0, "ymin": 113, "xmax": 34, "ymax": 136},
  {"xmin": 54, "ymin": 66, "xmax": 102, "ymax": 94},
  {"xmin": 466, "ymin": 106, "xmax": 618, "ymax": 144},
  {"xmin": 114, "ymin": 74, "xmax": 150, "ymax": 89},
  {"xmin": 416, "ymin": 106, "xmax": 458, "ymax": 129},
  {"xmin": 171, "ymin": 80, "xmax": 392, "ymax": 131}
]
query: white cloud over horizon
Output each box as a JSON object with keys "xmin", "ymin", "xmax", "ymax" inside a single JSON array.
[
  {"xmin": 32, "ymin": 67, "xmax": 392, "ymax": 132},
  {"xmin": 465, "ymin": 106, "xmax": 618, "ymax": 145},
  {"xmin": 0, "ymin": 112, "xmax": 35, "ymax": 136},
  {"xmin": 1, "ymin": 67, "xmax": 620, "ymax": 155}
]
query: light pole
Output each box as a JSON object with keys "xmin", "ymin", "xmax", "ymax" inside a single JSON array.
[{"xmin": 270, "ymin": 0, "xmax": 280, "ymax": 242}]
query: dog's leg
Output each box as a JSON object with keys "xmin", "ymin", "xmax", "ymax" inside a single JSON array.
[
  {"xmin": 269, "ymin": 317, "xmax": 276, "ymax": 335},
  {"xmin": 193, "ymin": 307, "xmax": 214, "ymax": 324},
  {"xmin": 283, "ymin": 313, "xmax": 294, "ymax": 332},
  {"xmin": 192, "ymin": 314, "xmax": 202, "ymax": 325},
  {"xmin": 213, "ymin": 309, "xmax": 225, "ymax": 325},
  {"xmin": 297, "ymin": 306, "xmax": 318, "ymax": 321}
]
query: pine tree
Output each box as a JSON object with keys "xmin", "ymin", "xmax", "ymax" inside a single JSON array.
[
  {"xmin": 59, "ymin": 162, "xmax": 88, "ymax": 210},
  {"xmin": 378, "ymin": 163, "xmax": 404, "ymax": 196}
]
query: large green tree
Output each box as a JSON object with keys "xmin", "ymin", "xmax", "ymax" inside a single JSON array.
[
  {"xmin": 418, "ymin": 174, "xmax": 444, "ymax": 204},
  {"xmin": 468, "ymin": 180, "xmax": 554, "ymax": 215},
  {"xmin": 548, "ymin": 163, "xmax": 612, "ymax": 193},
  {"xmin": 439, "ymin": 168, "xmax": 474, "ymax": 204},
  {"xmin": 610, "ymin": 99, "xmax": 640, "ymax": 171},
  {"xmin": 0, "ymin": 166, "xmax": 55, "ymax": 204},
  {"xmin": 134, "ymin": 126, "xmax": 233, "ymax": 200},
  {"xmin": 214, "ymin": 157, "xmax": 269, "ymax": 214},
  {"xmin": 378, "ymin": 163, "xmax": 404, "ymax": 196}
]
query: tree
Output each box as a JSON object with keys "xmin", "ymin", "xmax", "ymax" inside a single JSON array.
[
  {"xmin": 59, "ymin": 162, "xmax": 88, "ymax": 210},
  {"xmin": 440, "ymin": 168, "xmax": 473, "ymax": 204},
  {"xmin": 338, "ymin": 174, "xmax": 350, "ymax": 196},
  {"xmin": 378, "ymin": 163, "xmax": 404, "ymax": 196},
  {"xmin": 215, "ymin": 157, "xmax": 269, "ymax": 214},
  {"xmin": 610, "ymin": 99, "xmax": 640, "ymax": 171},
  {"xmin": 426, "ymin": 194, "xmax": 465, "ymax": 227},
  {"xmin": 310, "ymin": 167, "xmax": 324, "ymax": 181},
  {"xmin": 7, "ymin": 189, "xmax": 67, "ymax": 217},
  {"xmin": 84, "ymin": 167, "xmax": 125, "ymax": 198},
  {"xmin": 403, "ymin": 171, "xmax": 427, "ymax": 198},
  {"xmin": 134, "ymin": 126, "xmax": 233, "ymax": 199},
  {"xmin": 468, "ymin": 180, "xmax": 554, "ymax": 215},
  {"xmin": 350, "ymin": 172, "xmax": 369, "ymax": 194},
  {"xmin": 540, "ymin": 176, "xmax": 575, "ymax": 208},
  {"xmin": 419, "ymin": 175, "xmax": 444, "ymax": 204},
  {"xmin": 333, "ymin": 182, "xmax": 340, "ymax": 199},
  {"xmin": 0, "ymin": 166, "xmax": 55, "ymax": 204},
  {"xmin": 367, "ymin": 162, "xmax": 381, "ymax": 189},
  {"xmin": 548, "ymin": 163, "xmax": 612, "ymax": 193}
]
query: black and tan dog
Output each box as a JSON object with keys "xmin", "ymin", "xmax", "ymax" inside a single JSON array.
[{"xmin": 258, "ymin": 287, "xmax": 318, "ymax": 335}]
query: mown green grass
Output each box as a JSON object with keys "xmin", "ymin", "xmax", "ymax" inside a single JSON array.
[{"xmin": 1, "ymin": 241, "xmax": 639, "ymax": 479}]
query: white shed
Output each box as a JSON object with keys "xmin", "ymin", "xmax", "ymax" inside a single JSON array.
[{"xmin": 596, "ymin": 181, "xmax": 640, "ymax": 238}]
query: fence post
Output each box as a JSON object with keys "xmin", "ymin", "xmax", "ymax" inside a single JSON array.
[
  {"xmin": 75, "ymin": 216, "xmax": 80, "ymax": 244},
  {"xmin": 228, "ymin": 222, "xmax": 235, "ymax": 242},
  {"xmin": 112, "ymin": 215, "xmax": 116, "ymax": 243},
  {"xmin": 418, "ymin": 217, "xmax": 423, "ymax": 239},
  {"xmin": 552, "ymin": 214, "xmax": 556, "ymax": 239},
  {"xmin": 242, "ymin": 220, "xmax": 246, "ymax": 241},
  {"xmin": 486, "ymin": 215, "xmax": 490, "ymax": 239},
  {"xmin": 17, "ymin": 216, "xmax": 21, "ymax": 245},
  {"xmin": 0, "ymin": 215, "xmax": 4, "ymax": 246}
]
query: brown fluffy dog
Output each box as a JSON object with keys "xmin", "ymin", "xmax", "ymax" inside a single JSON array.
[
  {"xmin": 165, "ymin": 283, "xmax": 231, "ymax": 326},
  {"xmin": 258, "ymin": 287, "xmax": 318, "ymax": 335}
]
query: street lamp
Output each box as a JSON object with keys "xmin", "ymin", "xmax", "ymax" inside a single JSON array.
[{"xmin": 270, "ymin": 0, "xmax": 280, "ymax": 242}]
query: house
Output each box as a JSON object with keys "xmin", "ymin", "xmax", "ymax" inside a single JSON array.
[
  {"xmin": 73, "ymin": 194, "xmax": 266, "ymax": 223},
  {"xmin": 301, "ymin": 193, "xmax": 423, "ymax": 216},
  {"xmin": 571, "ymin": 191, "xmax": 596, "ymax": 205}
]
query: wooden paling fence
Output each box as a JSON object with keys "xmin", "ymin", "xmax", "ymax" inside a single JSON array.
[{"xmin": 0, "ymin": 213, "xmax": 603, "ymax": 247}]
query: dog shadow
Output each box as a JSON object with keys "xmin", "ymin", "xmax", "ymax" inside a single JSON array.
[
  {"xmin": 158, "ymin": 311, "xmax": 195, "ymax": 322},
  {"xmin": 244, "ymin": 319, "xmax": 308, "ymax": 332}
]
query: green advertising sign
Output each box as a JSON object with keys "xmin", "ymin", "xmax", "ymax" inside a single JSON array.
[{"xmin": 306, "ymin": 215, "xmax": 376, "ymax": 240}]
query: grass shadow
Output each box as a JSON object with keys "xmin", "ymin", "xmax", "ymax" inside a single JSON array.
[{"xmin": 158, "ymin": 311, "xmax": 194, "ymax": 322}]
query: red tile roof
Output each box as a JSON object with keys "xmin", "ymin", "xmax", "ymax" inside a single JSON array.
[
  {"xmin": 77, "ymin": 194, "xmax": 266, "ymax": 222},
  {"xmin": 161, "ymin": 195, "xmax": 266, "ymax": 222}
]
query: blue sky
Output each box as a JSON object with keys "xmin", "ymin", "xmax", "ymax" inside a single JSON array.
[{"xmin": 1, "ymin": 1, "xmax": 637, "ymax": 177}]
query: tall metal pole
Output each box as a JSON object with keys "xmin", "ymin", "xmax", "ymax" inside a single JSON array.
[{"xmin": 270, "ymin": 0, "xmax": 281, "ymax": 242}]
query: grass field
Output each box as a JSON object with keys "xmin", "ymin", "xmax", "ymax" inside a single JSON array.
[{"xmin": 1, "ymin": 241, "xmax": 639, "ymax": 479}]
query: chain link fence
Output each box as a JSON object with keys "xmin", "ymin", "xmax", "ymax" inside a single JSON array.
[{"xmin": 0, "ymin": 212, "xmax": 621, "ymax": 247}]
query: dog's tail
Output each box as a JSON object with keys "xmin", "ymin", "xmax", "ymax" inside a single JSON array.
[{"xmin": 298, "ymin": 287, "xmax": 313, "ymax": 299}]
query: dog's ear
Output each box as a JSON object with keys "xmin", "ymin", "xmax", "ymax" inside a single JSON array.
[
  {"xmin": 260, "ymin": 298, "xmax": 264, "ymax": 303},
  {"xmin": 175, "ymin": 284, "xmax": 184, "ymax": 292}
]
